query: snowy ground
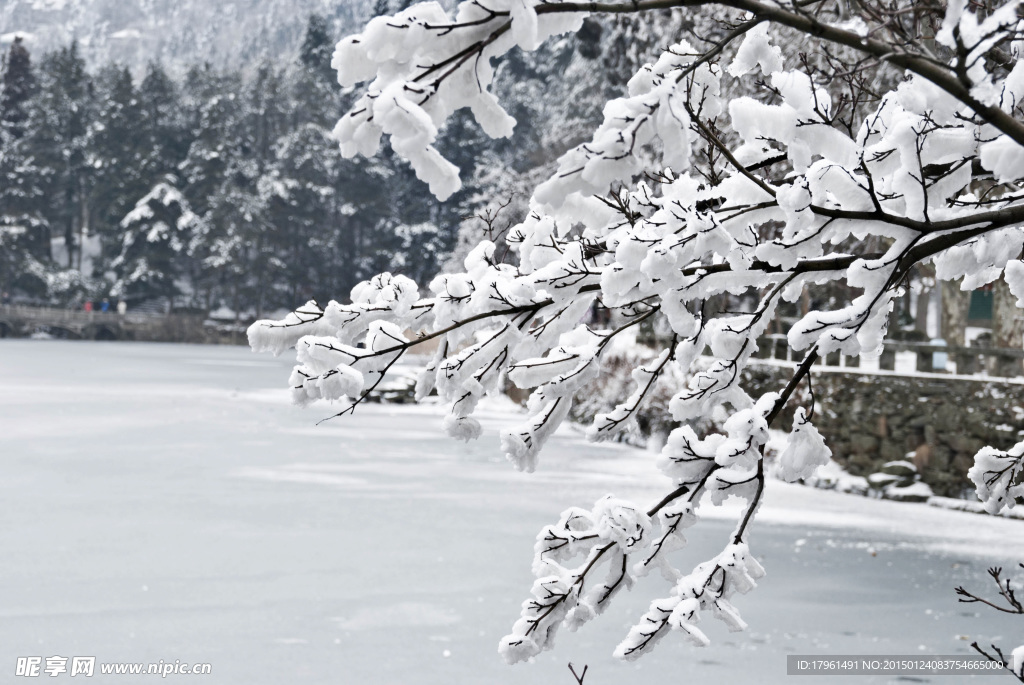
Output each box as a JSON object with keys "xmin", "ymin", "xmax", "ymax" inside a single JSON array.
[{"xmin": 0, "ymin": 340, "xmax": 1021, "ymax": 684}]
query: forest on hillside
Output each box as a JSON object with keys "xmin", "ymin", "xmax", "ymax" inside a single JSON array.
[{"xmin": 0, "ymin": 5, "xmax": 639, "ymax": 316}]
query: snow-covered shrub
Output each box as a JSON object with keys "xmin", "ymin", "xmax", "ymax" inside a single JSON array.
[
  {"xmin": 569, "ymin": 343, "xmax": 719, "ymax": 448},
  {"xmin": 867, "ymin": 460, "xmax": 934, "ymax": 502},
  {"xmin": 250, "ymin": 0, "xmax": 1024, "ymax": 665}
]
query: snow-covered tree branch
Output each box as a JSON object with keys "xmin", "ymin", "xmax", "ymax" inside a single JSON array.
[
  {"xmin": 956, "ymin": 563, "xmax": 1024, "ymax": 680},
  {"xmin": 250, "ymin": 0, "xmax": 1024, "ymax": 664}
]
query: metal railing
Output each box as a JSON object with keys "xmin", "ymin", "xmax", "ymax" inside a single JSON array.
[{"xmin": 755, "ymin": 334, "xmax": 1024, "ymax": 377}]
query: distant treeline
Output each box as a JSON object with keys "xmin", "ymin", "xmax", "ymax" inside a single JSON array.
[{"xmin": 0, "ymin": 12, "xmax": 487, "ymax": 316}]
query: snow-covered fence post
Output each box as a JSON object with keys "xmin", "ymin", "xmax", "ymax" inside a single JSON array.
[{"xmin": 249, "ymin": 0, "xmax": 1024, "ymax": 664}]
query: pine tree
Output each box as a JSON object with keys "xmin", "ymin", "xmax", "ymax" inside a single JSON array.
[
  {"xmin": 111, "ymin": 177, "xmax": 200, "ymax": 307},
  {"xmin": 292, "ymin": 15, "xmax": 341, "ymax": 129},
  {"xmin": 178, "ymin": 65, "xmax": 245, "ymax": 310},
  {"xmin": 24, "ymin": 42, "xmax": 94, "ymax": 270},
  {"xmin": 299, "ymin": 14, "xmax": 335, "ymax": 88},
  {"xmin": 276, "ymin": 15, "xmax": 356, "ymax": 303},
  {"xmin": 91, "ymin": 66, "xmax": 146, "ymax": 260},
  {"xmin": 138, "ymin": 61, "xmax": 189, "ymax": 180},
  {"xmin": 179, "ymin": 65, "xmax": 240, "ymax": 217},
  {"xmin": 238, "ymin": 62, "xmax": 290, "ymax": 316},
  {"xmin": 0, "ymin": 36, "xmax": 49, "ymax": 298},
  {"xmin": 0, "ymin": 36, "xmax": 35, "ymax": 139}
]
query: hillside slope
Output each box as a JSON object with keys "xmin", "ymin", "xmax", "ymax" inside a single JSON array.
[{"xmin": 0, "ymin": 0, "xmax": 372, "ymax": 71}]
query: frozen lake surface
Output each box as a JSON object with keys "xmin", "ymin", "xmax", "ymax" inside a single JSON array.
[{"xmin": 1, "ymin": 340, "xmax": 1021, "ymax": 683}]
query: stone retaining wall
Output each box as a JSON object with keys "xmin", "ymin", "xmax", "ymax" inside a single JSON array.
[{"xmin": 742, "ymin": 364, "xmax": 1024, "ymax": 497}]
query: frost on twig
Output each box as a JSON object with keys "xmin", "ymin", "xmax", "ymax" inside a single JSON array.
[{"xmin": 616, "ymin": 543, "xmax": 765, "ymax": 659}]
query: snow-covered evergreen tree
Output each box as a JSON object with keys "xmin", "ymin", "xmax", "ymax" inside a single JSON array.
[
  {"xmin": 137, "ymin": 62, "xmax": 190, "ymax": 183},
  {"xmin": 111, "ymin": 177, "xmax": 200, "ymax": 306},
  {"xmin": 23, "ymin": 42, "xmax": 94, "ymax": 271},
  {"xmin": 0, "ymin": 36, "xmax": 34, "ymax": 139},
  {"xmin": 0, "ymin": 36, "xmax": 48, "ymax": 298},
  {"xmin": 91, "ymin": 67, "xmax": 147, "ymax": 257}
]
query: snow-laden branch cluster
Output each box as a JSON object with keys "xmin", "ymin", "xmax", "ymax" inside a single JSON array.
[
  {"xmin": 970, "ymin": 441, "xmax": 1024, "ymax": 515},
  {"xmin": 250, "ymin": 0, "xmax": 1024, "ymax": 664},
  {"xmin": 331, "ymin": 1, "xmax": 585, "ymax": 199}
]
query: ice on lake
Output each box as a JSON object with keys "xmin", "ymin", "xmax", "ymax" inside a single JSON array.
[{"xmin": 0, "ymin": 340, "xmax": 1021, "ymax": 683}]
